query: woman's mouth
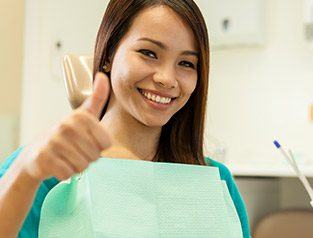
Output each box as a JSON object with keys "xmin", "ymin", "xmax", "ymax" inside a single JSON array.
[{"xmin": 137, "ymin": 88, "xmax": 176, "ymax": 111}]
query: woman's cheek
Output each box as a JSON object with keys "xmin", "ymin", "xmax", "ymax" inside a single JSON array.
[
  {"xmin": 128, "ymin": 60, "xmax": 155, "ymax": 83},
  {"xmin": 180, "ymin": 76, "xmax": 197, "ymax": 96}
]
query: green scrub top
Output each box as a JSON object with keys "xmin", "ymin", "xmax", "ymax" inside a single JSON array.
[{"xmin": 0, "ymin": 148, "xmax": 251, "ymax": 238}]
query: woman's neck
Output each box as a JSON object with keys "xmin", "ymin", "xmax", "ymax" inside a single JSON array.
[{"xmin": 99, "ymin": 99, "xmax": 161, "ymax": 161}]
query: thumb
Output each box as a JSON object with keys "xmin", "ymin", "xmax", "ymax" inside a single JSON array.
[{"xmin": 80, "ymin": 72, "xmax": 110, "ymax": 119}]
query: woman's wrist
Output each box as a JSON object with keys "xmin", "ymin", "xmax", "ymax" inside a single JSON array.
[{"xmin": 7, "ymin": 161, "xmax": 42, "ymax": 192}]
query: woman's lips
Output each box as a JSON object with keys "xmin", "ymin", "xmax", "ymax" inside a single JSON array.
[
  {"xmin": 137, "ymin": 87, "xmax": 178, "ymax": 99},
  {"xmin": 137, "ymin": 88, "xmax": 175, "ymax": 111}
]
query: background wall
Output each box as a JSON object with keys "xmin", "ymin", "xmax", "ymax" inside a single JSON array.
[
  {"xmin": 19, "ymin": 0, "xmax": 109, "ymax": 145},
  {"xmin": 204, "ymin": 0, "xmax": 313, "ymax": 168},
  {"xmin": 202, "ymin": 0, "xmax": 313, "ymax": 231},
  {"xmin": 0, "ymin": 0, "xmax": 24, "ymax": 159}
]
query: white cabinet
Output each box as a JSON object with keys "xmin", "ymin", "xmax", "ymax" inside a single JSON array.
[
  {"xmin": 195, "ymin": 0, "xmax": 265, "ymax": 49},
  {"xmin": 304, "ymin": 0, "xmax": 313, "ymax": 48}
]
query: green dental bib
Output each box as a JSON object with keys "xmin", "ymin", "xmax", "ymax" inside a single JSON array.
[{"xmin": 39, "ymin": 158, "xmax": 242, "ymax": 238}]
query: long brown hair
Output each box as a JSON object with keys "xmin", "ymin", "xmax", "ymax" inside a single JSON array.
[{"xmin": 93, "ymin": 0, "xmax": 210, "ymax": 165}]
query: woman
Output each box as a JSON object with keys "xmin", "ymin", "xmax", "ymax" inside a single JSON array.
[{"xmin": 0, "ymin": 0, "xmax": 250, "ymax": 237}]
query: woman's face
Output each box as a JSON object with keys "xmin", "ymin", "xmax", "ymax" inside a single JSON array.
[{"xmin": 109, "ymin": 5, "xmax": 198, "ymax": 127}]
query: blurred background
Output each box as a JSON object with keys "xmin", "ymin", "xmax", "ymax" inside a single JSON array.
[{"xmin": 1, "ymin": 0, "xmax": 313, "ymax": 235}]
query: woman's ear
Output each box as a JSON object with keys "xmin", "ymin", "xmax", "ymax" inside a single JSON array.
[
  {"xmin": 103, "ymin": 62, "xmax": 111, "ymax": 73},
  {"xmin": 103, "ymin": 57, "xmax": 112, "ymax": 73}
]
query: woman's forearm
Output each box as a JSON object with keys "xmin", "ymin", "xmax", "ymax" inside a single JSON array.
[{"xmin": 0, "ymin": 160, "xmax": 41, "ymax": 238}]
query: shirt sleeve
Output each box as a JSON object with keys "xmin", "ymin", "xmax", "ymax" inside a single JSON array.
[
  {"xmin": 0, "ymin": 147, "xmax": 24, "ymax": 177},
  {"xmin": 0, "ymin": 148, "xmax": 59, "ymax": 238},
  {"xmin": 205, "ymin": 158, "xmax": 251, "ymax": 238}
]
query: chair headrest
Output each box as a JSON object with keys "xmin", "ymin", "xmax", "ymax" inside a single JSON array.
[{"xmin": 62, "ymin": 54, "xmax": 94, "ymax": 109}]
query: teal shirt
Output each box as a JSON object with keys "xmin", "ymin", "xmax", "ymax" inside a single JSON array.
[{"xmin": 0, "ymin": 148, "xmax": 250, "ymax": 238}]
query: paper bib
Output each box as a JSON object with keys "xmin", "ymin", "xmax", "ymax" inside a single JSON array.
[{"xmin": 39, "ymin": 158, "xmax": 242, "ymax": 238}]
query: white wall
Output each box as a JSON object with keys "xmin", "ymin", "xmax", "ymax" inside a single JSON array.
[
  {"xmin": 0, "ymin": 0, "xmax": 24, "ymax": 160},
  {"xmin": 20, "ymin": 0, "xmax": 109, "ymax": 144},
  {"xmin": 203, "ymin": 0, "xmax": 313, "ymax": 231},
  {"xmin": 205, "ymin": 0, "xmax": 313, "ymax": 167}
]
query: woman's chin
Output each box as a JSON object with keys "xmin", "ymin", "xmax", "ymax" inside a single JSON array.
[{"xmin": 140, "ymin": 116, "xmax": 171, "ymax": 128}]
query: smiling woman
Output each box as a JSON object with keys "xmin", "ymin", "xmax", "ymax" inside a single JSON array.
[
  {"xmin": 94, "ymin": 0, "xmax": 209, "ymax": 165},
  {"xmin": 0, "ymin": 0, "xmax": 250, "ymax": 237}
]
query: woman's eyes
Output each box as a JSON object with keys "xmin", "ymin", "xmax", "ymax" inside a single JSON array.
[
  {"xmin": 138, "ymin": 49, "xmax": 157, "ymax": 59},
  {"xmin": 138, "ymin": 49, "xmax": 196, "ymax": 69},
  {"xmin": 179, "ymin": 60, "xmax": 195, "ymax": 69}
]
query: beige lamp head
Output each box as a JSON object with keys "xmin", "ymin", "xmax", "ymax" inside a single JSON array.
[{"xmin": 62, "ymin": 54, "xmax": 94, "ymax": 109}]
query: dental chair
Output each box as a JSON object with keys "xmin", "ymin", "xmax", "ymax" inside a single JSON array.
[
  {"xmin": 253, "ymin": 209, "xmax": 313, "ymax": 238},
  {"xmin": 62, "ymin": 54, "xmax": 94, "ymax": 109}
]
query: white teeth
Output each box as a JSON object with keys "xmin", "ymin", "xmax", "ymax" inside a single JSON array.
[
  {"xmin": 155, "ymin": 95, "xmax": 160, "ymax": 103},
  {"xmin": 147, "ymin": 93, "xmax": 152, "ymax": 100},
  {"xmin": 140, "ymin": 89, "xmax": 172, "ymax": 104}
]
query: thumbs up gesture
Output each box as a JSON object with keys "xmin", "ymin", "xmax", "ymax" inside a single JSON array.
[
  {"xmin": 81, "ymin": 72, "xmax": 111, "ymax": 118},
  {"xmin": 17, "ymin": 72, "xmax": 112, "ymax": 183}
]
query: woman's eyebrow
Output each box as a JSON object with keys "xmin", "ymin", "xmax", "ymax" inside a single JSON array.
[{"xmin": 138, "ymin": 37, "xmax": 198, "ymax": 57}]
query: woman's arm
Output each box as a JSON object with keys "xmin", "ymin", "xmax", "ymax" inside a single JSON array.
[
  {"xmin": 0, "ymin": 153, "xmax": 40, "ymax": 237},
  {"xmin": 0, "ymin": 72, "xmax": 112, "ymax": 237},
  {"xmin": 0, "ymin": 151, "xmax": 41, "ymax": 238}
]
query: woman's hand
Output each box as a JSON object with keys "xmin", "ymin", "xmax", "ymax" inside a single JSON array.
[{"xmin": 17, "ymin": 72, "xmax": 112, "ymax": 183}]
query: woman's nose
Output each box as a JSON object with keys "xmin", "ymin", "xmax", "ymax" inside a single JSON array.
[{"xmin": 153, "ymin": 67, "xmax": 178, "ymax": 89}]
